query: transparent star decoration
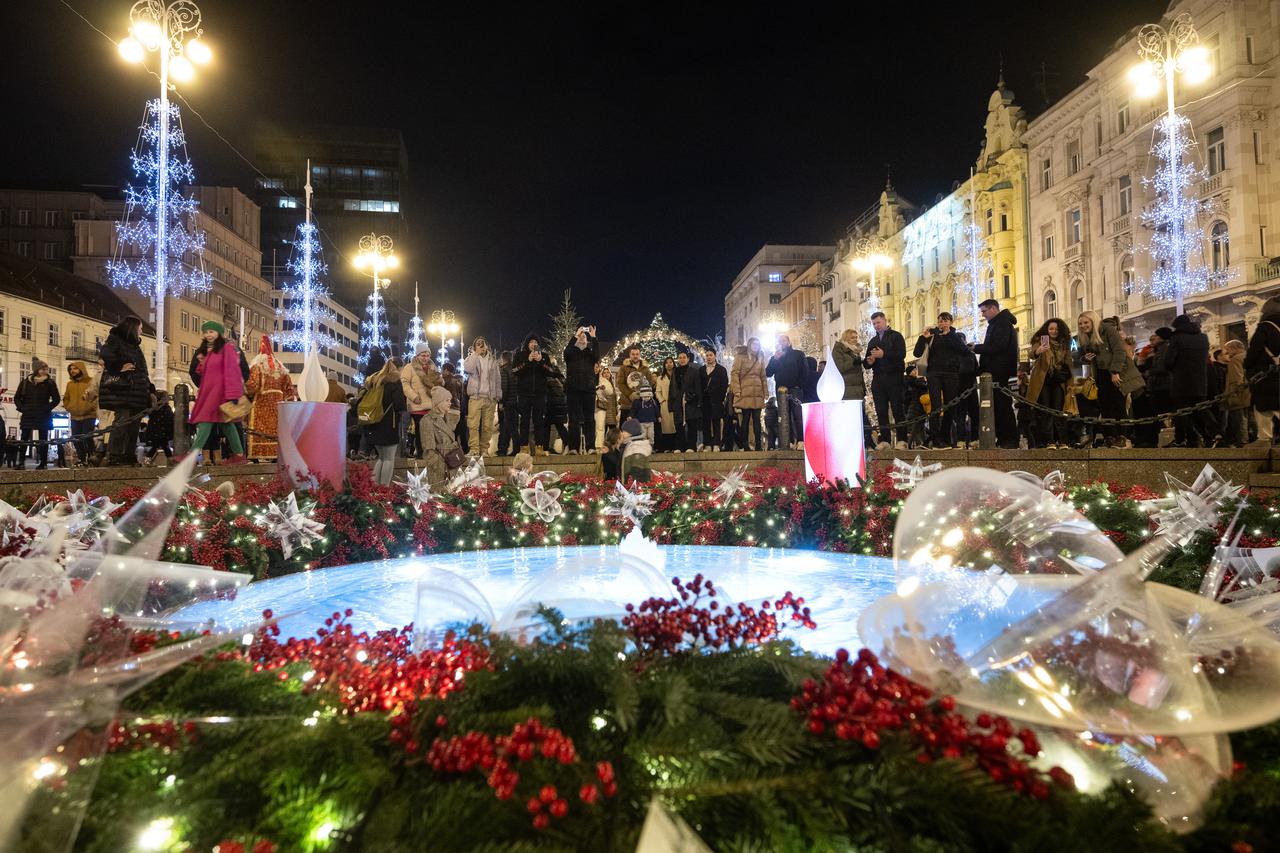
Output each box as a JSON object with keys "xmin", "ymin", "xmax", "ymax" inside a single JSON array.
[
  {"xmin": 604, "ymin": 481, "xmax": 655, "ymax": 527},
  {"xmin": 506, "ymin": 467, "xmax": 559, "ymax": 491},
  {"xmin": 259, "ymin": 493, "xmax": 326, "ymax": 559},
  {"xmin": 888, "ymin": 456, "xmax": 942, "ymax": 492},
  {"xmin": 0, "ymin": 490, "xmax": 125, "ymax": 558},
  {"xmin": 448, "ymin": 457, "xmax": 495, "ymax": 494},
  {"xmin": 711, "ymin": 465, "xmax": 752, "ymax": 504},
  {"xmin": 1008, "ymin": 469, "xmax": 1067, "ymax": 496},
  {"xmin": 399, "ymin": 468, "xmax": 435, "ymax": 512},
  {"xmin": 856, "ymin": 464, "xmax": 1280, "ymax": 831},
  {"xmin": 519, "ymin": 480, "xmax": 563, "ymax": 523}
]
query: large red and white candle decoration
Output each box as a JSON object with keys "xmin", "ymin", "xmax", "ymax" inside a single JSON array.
[
  {"xmin": 276, "ymin": 351, "xmax": 347, "ymax": 491},
  {"xmin": 802, "ymin": 348, "xmax": 866, "ymax": 485}
]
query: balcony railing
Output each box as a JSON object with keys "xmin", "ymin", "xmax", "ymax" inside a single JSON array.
[
  {"xmin": 1107, "ymin": 214, "xmax": 1131, "ymax": 235},
  {"xmin": 65, "ymin": 345, "xmax": 100, "ymax": 362},
  {"xmin": 1257, "ymin": 261, "xmax": 1280, "ymax": 283},
  {"xmin": 1199, "ymin": 172, "xmax": 1225, "ymax": 197},
  {"xmin": 1064, "ymin": 243, "xmax": 1082, "ymax": 261}
]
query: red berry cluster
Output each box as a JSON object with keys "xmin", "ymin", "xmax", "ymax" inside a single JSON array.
[
  {"xmin": 426, "ymin": 718, "xmax": 617, "ymax": 829},
  {"xmin": 74, "ymin": 615, "xmax": 179, "ymax": 666},
  {"xmin": 621, "ymin": 574, "xmax": 815, "ymax": 661},
  {"xmin": 246, "ymin": 609, "xmax": 490, "ymax": 718},
  {"xmin": 106, "ymin": 719, "xmax": 199, "ymax": 753},
  {"xmin": 793, "ymin": 648, "xmax": 1075, "ymax": 799}
]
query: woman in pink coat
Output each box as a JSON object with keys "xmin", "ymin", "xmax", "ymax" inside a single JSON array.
[{"xmin": 187, "ymin": 320, "xmax": 249, "ymax": 464}]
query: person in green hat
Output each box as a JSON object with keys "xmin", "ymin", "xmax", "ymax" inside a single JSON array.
[{"xmin": 184, "ymin": 320, "xmax": 249, "ymax": 465}]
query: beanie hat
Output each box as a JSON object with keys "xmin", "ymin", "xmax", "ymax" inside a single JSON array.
[
  {"xmin": 1154, "ymin": 327, "xmax": 1174, "ymax": 341},
  {"xmin": 365, "ymin": 349, "xmax": 387, "ymax": 376},
  {"xmin": 621, "ymin": 418, "xmax": 642, "ymax": 438},
  {"xmin": 414, "ymin": 342, "xmax": 433, "ymax": 358},
  {"xmin": 201, "ymin": 320, "xmax": 225, "ymax": 335},
  {"xmin": 31, "ymin": 357, "xmax": 48, "ymax": 375}
]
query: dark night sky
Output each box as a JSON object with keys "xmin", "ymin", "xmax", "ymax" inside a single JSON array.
[{"xmin": 1, "ymin": 0, "xmax": 1169, "ymax": 346}]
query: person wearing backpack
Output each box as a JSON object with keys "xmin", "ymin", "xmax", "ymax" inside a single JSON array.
[{"xmin": 358, "ymin": 350, "xmax": 405, "ymax": 485}]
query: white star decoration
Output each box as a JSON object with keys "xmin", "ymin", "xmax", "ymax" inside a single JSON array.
[
  {"xmin": 448, "ymin": 457, "xmax": 495, "ymax": 493},
  {"xmin": 260, "ymin": 493, "xmax": 327, "ymax": 559},
  {"xmin": 604, "ymin": 481, "xmax": 655, "ymax": 527},
  {"xmin": 888, "ymin": 456, "xmax": 942, "ymax": 492},
  {"xmin": 711, "ymin": 465, "xmax": 752, "ymax": 503},
  {"xmin": 399, "ymin": 468, "xmax": 435, "ymax": 511},
  {"xmin": 519, "ymin": 479, "xmax": 563, "ymax": 523}
]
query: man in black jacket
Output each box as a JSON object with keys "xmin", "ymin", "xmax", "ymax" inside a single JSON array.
[
  {"xmin": 766, "ymin": 335, "xmax": 809, "ymax": 448},
  {"xmin": 970, "ymin": 299, "xmax": 1019, "ymax": 449},
  {"xmin": 1163, "ymin": 313, "xmax": 1217, "ymax": 447},
  {"xmin": 863, "ymin": 312, "xmax": 907, "ymax": 448},
  {"xmin": 1246, "ymin": 296, "xmax": 1280, "ymax": 446},
  {"xmin": 562, "ymin": 326, "xmax": 598, "ymax": 454},
  {"xmin": 512, "ymin": 336, "xmax": 553, "ymax": 454}
]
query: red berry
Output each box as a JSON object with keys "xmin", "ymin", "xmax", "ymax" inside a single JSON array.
[
  {"xmin": 550, "ymin": 799, "xmax": 569, "ymax": 818},
  {"xmin": 532, "ymin": 813, "xmax": 550, "ymax": 830},
  {"xmin": 938, "ymin": 696, "xmax": 956, "ymax": 712},
  {"xmin": 603, "ymin": 781, "xmax": 618, "ymax": 797},
  {"xmin": 539, "ymin": 785, "xmax": 558, "ymax": 804},
  {"xmin": 862, "ymin": 731, "xmax": 881, "ymax": 749},
  {"xmin": 579, "ymin": 784, "xmax": 599, "ymax": 804},
  {"xmin": 527, "ymin": 797, "xmax": 543, "ymax": 814}
]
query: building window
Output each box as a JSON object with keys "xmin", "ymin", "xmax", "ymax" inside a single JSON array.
[
  {"xmin": 20, "ymin": 316, "xmax": 32, "ymax": 341},
  {"xmin": 1071, "ymin": 280, "xmax": 1086, "ymax": 317},
  {"xmin": 949, "ymin": 237, "xmax": 956, "ymax": 264},
  {"xmin": 17, "ymin": 209, "xmax": 31, "ymax": 226},
  {"xmin": 341, "ymin": 198, "xmax": 400, "ymax": 213},
  {"xmin": 1041, "ymin": 225, "xmax": 1055, "ymax": 260},
  {"xmin": 1255, "ymin": 131, "xmax": 1264, "ymax": 165},
  {"xmin": 1045, "ymin": 290, "xmax": 1057, "ymax": 321},
  {"xmin": 15, "ymin": 241, "xmax": 31, "ymax": 257},
  {"xmin": 1067, "ymin": 140, "xmax": 1081, "ymax": 175},
  {"xmin": 933, "ymin": 245, "xmax": 940, "ymax": 273},
  {"xmin": 48, "ymin": 323, "xmax": 60, "ymax": 347},
  {"xmin": 999, "ymin": 211, "xmax": 1009, "ymax": 231},
  {"xmin": 41, "ymin": 242, "xmax": 58, "ymax": 260},
  {"xmin": 1040, "ymin": 158, "xmax": 1052, "ymax": 191},
  {"xmin": 1095, "ymin": 119, "xmax": 1104, "ymax": 156},
  {"xmin": 1246, "ymin": 35, "xmax": 1255, "ymax": 65},
  {"xmin": 0, "ymin": 309, "xmax": 5, "ymax": 335},
  {"xmin": 917, "ymin": 257, "xmax": 924, "ymax": 280},
  {"xmin": 1067, "ymin": 208, "xmax": 1082, "ymax": 245},
  {"xmin": 1121, "ymin": 256, "xmax": 1135, "ymax": 297},
  {"xmin": 44, "ymin": 210, "xmax": 59, "ymax": 227},
  {"xmin": 256, "ymin": 177, "xmax": 285, "ymax": 189},
  {"xmin": 0, "ymin": 209, "xmax": 7, "ymax": 226},
  {"xmin": 1117, "ymin": 102, "xmax": 1130, "ymax": 135},
  {"xmin": 181, "ymin": 343, "xmax": 189, "ymax": 363},
  {"xmin": 71, "ymin": 330, "xmax": 81, "ymax": 350},
  {"xmin": 277, "ymin": 198, "xmax": 298, "ymax": 208},
  {"xmin": 1207, "ymin": 127, "xmax": 1226, "ymax": 175},
  {"xmin": 767, "ymin": 272, "xmax": 782, "ymax": 282},
  {"xmin": 1002, "ymin": 274, "xmax": 1011, "ymax": 299},
  {"xmin": 1206, "ymin": 33, "xmax": 1220, "ymax": 78},
  {"xmin": 768, "ymin": 293, "xmax": 782, "ymax": 304},
  {"xmin": 1211, "ymin": 221, "xmax": 1230, "ymax": 271},
  {"xmin": 1118, "ymin": 175, "xmax": 1132, "ymax": 216},
  {"xmin": 985, "ymin": 208, "xmax": 993, "ymax": 236}
]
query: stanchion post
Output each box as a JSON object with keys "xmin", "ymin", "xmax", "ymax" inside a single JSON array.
[
  {"xmin": 977, "ymin": 375, "xmax": 996, "ymax": 450},
  {"xmin": 173, "ymin": 383, "xmax": 190, "ymax": 455},
  {"xmin": 778, "ymin": 387, "xmax": 791, "ymax": 449}
]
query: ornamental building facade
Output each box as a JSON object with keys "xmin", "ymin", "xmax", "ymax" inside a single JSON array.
[{"xmin": 1024, "ymin": 0, "xmax": 1280, "ymax": 344}]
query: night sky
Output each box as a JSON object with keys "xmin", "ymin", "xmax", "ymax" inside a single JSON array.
[{"xmin": 2, "ymin": 0, "xmax": 1168, "ymax": 347}]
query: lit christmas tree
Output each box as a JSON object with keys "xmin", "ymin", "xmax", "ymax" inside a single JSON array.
[
  {"xmin": 107, "ymin": 99, "xmax": 212, "ymax": 383},
  {"xmin": 637, "ymin": 313, "xmax": 680, "ymax": 365},
  {"xmin": 404, "ymin": 281, "xmax": 426, "ymax": 361},
  {"xmin": 276, "ymin": 220, "xmax": 336, "ymax": 355},
  {"xmin": 547, "ymin": 289, "xmax": 582, "ymax": 362},
  {"xmin": 1139, "ymin": 112, "xmax": 1230, "ymax": 312},
  {"xmin": 354, "ymin": 287, "xmax": 389, "ymax": 385},
  {"xmin": 956, "ymin": 196, "xmax": 992, "ymax": 341}
]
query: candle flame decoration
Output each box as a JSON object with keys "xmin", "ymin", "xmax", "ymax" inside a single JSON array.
[
  {"xmin": 816, "ymin": 347, "xmax": 845, "ymax": 404},
  {"xmin": 299, "ymin": 349, "xmax": 328, "ymax": 403}
]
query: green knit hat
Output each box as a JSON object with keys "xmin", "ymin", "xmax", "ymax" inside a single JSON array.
[{"xmin": 201, "ymin": 320, "xmax": 225, "ymax": 335}]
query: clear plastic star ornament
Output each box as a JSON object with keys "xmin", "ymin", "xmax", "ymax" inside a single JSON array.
[
  {"xmin": 260, "ymin": 492, "xmax": 326, "ymax": 560},
  {"xmin": 399, "ymin": 468, "xmax": 435, "ymax": 512},
  {"xmin": 448, "ymin": 456, "xmax": 495, "ymax": 493},
  {"xmin": 888, "ymin": 456, "xmax": 942, "ymax": 492},
  {"xmin": 711, "ymin": 465, "xmax": 752, "ymax": 503},
  {"xmin": 604, "ymin": 481, "xmax": 655, "ymax": 528},
  {"xmin": 519, "ymin": 480, "xmax": 563, "ymax": 523}
]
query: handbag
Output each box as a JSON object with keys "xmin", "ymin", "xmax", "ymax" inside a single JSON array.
[
  {"xmin": 443, "ymin": 445, "xmax": 466, "ymax": 470},
  {"xmin": 1076, "ymin": 376, "xmax": 1098, "ymax": 401},
  {"xmin": 220, "ymin": 396, "xmax": 252, "ymax": 422}
]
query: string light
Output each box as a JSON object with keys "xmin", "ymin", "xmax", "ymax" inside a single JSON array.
[{"xmin": 276, "ymin": 220, "xmax": 337, "ymax": 355}]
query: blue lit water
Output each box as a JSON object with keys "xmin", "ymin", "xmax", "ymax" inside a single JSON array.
[{"xmin": 173, "ymin": 545, "xmax": 897, "ymax": 654}]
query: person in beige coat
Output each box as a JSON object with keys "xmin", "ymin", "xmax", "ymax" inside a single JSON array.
[
  {"xmin": 730, "ymin": 337, "xmax": 768, "ymax": 450},
  {"xmin": 615, "ymin": 346, "xmax": 656, "ymax": 419},
  {"xmin": 402, "ymin": 344, "xmax": 442, "ymax": 456}
]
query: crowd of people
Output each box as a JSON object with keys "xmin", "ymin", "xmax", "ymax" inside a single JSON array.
[{"xmin": 6, "ymin": 295, "xmax": 1280, "ymax": 477}]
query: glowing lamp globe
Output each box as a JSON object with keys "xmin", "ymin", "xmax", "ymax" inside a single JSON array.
[
  {"xmin": 131, "ymin": 20, "xmax": 162, "ymax": 49},
  {"xmin": 185, "ymin": 38, "xmax": 212, "ymax": 64},
  {"xmin": 169, "ymin": 55, "xmax": 195, "ymax": 82},
  {"xmin": 802, "ymin": 348, "xmax": 865, "ymax": 486},
  {"xmin": 1180, "ymin": 46, "xmax": 1211, "ymax": 84},
  {"xmin": 118, "ymin": 37, "xmax": 145, "ymax": 63}
]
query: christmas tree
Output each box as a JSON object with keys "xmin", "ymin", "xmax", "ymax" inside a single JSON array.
[
  {"xmin": 276, "ymin": 220, "xmax": 336, "ymax": 355},
  {"xmin": 354, "ymin": 288, "xmax": 389, "ymax": 385},
  {"xmin": 956, "ymin": 197, "xmax": 993, "ymax": 341},
  {"xmin": 404, "ymin": 282, "xmax": 426, "ymax": 361},
  {"xmin": 638, "ymin": 313, "xmax": 681, "ymax": 365},
  {"xmin": 547, "ymin": 289, "xmax": 582, "ymax": 363}
]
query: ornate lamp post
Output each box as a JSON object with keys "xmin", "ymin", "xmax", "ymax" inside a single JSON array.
[
  {"xmin": 116, "ymin": 0, "xmax": 212, "ymax": 388},
  {"xmin": 427, "ymin": 310, "xmax": 460, "ymax": 369},
  {"xmin": 850, "ymin": 235, "xmax": 893, "ymax": 334},
  {"xmin": 354, "ymin": 234, "xmax": 398, "ymax": 352}
]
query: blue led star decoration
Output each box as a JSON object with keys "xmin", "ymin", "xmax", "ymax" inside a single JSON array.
[
  {"xmin": 957, "ymin": 205, "xmax": 993, "ymax": 340},
  {"xmin": 276, "ymin": 220, "xmax": 337, "ymax": 355},
  {"xmin": 354, "ymin": 288, "xmax": 389, "ymax": 386},
  {"xmin": 106, "ymin": 100, "xmax": 212, "ymax": 303}
]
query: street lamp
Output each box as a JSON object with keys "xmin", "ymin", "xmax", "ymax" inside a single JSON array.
[
  {"xmin": 354, "ymin": 234, "xmax": 398, "ymax": 352},
  {"xmin": 850, "ymin": 235, "xmax": 893, "ymax": 332},
  {"xmin": 117, "ymin": 0, "xmax": 212, "ymax": 388},
  {"xmin": 758, "ymin": 310, "xmax": 788, "ymax": 352},
  {"xmin": 1127, "ymin": 12, "xmax": 1212, "ymax": 314},
  {"xmin": 427, "ymin": 310, "xmax": 460, "ymax": 369}
]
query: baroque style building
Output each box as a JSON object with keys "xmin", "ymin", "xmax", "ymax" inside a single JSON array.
[{"xmin": 1025, "ymin": 0, "xmax": 1280, "ymax": 344}]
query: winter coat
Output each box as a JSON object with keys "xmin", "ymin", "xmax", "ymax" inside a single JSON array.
[
  {"xmin": 670, "ymin": 364, "xmax": 690, "ymax": 423},
  {"xmin": 616, "ymin": 358, "xmax": 656, "ymax": 413},
  {"xmin": 1074, "ymin": 322, "xmax": 1128, "ymax": 374},
  {"xmin": 913, "ymin": 329, "xmax": 970, "ymax": 375},
  {"xmin": 831, "ymin": 341, "xmax": 866, "ymax": 400},
  {"xmin": 99, "ymin": 322, "xmax": 151, "ymax": 412},
  {"xmin": 1226, "ymin": 350, "xmax": 1251, "ymax": 409},
  {"xmin": 547, "ymin": 375, "xmax": 569, "ymax": 422},
  {"xmin": 190, "ymin": 343, "xmax": 246, "ymax": 425},
  {"xmin": 654, "ymin": 374, "xmax": 677, "ymax": 434},
  {"xmin": 766, "ymin": 347, "xmax": 808, "ymax": 392},
  {"xmin": 463, "ymin": 352, "xmax": 502, "ymax": 400},
  {"xmin": 1161, "ymin": 318, "xmax": 1211, "ymax": 398},
  {"xmin": 679, "ymin": 362, "xmax": 705, "ymax": 422},
  {"xmin": 702, "ymin": 363, "xmax": 729, "ymax": 421},
  {"xmin": 972, "ymin": 309, "xmax": 1019, "ymax": 378},
  {"xmin": 62, "ymin": 361, "xmax": 97, "ymax": 421},
  {"xmin": 401, "ymin": 359, "xmax": 442, "ymax": 413},
  {"xmin": 1026, "ymin": 335, "xmax": 1072, "ymax": 406},
  {"xmin": 562, "ymin": 336, "xmax": 599, "ymax": 393},
  {"xmin": 15, "ymin": 374, "xmax": 59, "ymax": 430},
  {"xmin": 596, "ymin": 374, "xmax": 618, "ymax": 425},
  {"xmin": 443, "ymin": 374, "xmax": 465, "ymax": 411},
  {"xmin": 145, "ymin": 402, "xmax": 174, "ymax": 446},
  {"xmin": 1140, "ymin": 343, "xmax": 1171, "ymax": 396},
  {"xmin": 512, "ymin": 347, "xmax": 554, "ymax": 398},
  {"xmin": 188, "ymin": 349, "xmax": 249, "ymax": 386},
  {"xmin": 1246, "ymin": 306, "xmax": 1280, "ymax": 411},
  {"xmin": 499, "ymin": 363, "xmax": 518, "ymax": 406},
  {"xmin": 730, "ymin": 348, "xmax": 768, "ymax": 410},
  {"xmin": 863, "ymin": 329, "xmax": 906, "ymax": 376},
  {"xmin": 362, "ymin": 364, "xmax": 406, "ymax": 447}
]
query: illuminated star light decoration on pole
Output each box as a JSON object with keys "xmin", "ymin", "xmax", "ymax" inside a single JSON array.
[
  {"xmin": 110, "ymin": 0, "xmax": 215, "ymax": 389},
  {"xmin": 404, "ymin": 281, "xmax": 426, "ymax": 361},
  {"xmin": 428, "ymin": 309, "xmax": 460, "ymax": 370},
  {"xmin": 354, "ymin": 233, "xmax": 398, "ymax": 383},
  {"xmin": 276, "ymin": 160, "xmax": 336, "ymax": 357},
  {"xmin": 957, "ymin": 176, "xmax": 992, "ymax": 341},
  {"xmin": 850, "ymin": 235, "xmax": 892, "ymax": 338},
  {"xmin": 1127, "ymin": 13, "xmax": 1226, "ymax": 314}
]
